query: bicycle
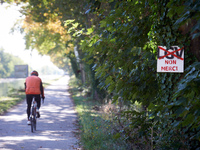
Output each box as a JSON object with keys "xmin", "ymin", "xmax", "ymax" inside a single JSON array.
[{"xmin": 30, "ymin": 97, "xmax": 37, "ymax": 132}]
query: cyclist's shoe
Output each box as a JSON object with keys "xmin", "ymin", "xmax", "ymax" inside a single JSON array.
[
  {"xmin": 27, "ymin": 120, "xmax": 31, "ymax": 125},
  {"xmin": 36, "ymin": 112, "xmax": 40, "ymax": 118},
  {"xmin": 36, "ymin": 108, "xmax": 40, "ymax": 118}
]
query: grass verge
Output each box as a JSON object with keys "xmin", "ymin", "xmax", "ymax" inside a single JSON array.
[
  {"xmin": 0, "ymin": 89, "xmax": 25, "ymax": 115},
  {"xmin": 68, "ymin": 76, "xmax": 128, "ymax": 150}
]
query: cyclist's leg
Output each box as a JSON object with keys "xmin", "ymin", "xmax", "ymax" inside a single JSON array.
[
  {"xmin": 35, "ymin": 94, "xmax": 41, "ymax": 109},
  {"xmin": 35, "ymin": 94, "xmax": 41, "ymax": 118},
  {"xmin": 26, "ymin": 94, "xmax": 33, "ymax": 125},
  {"xmin": 26, "ymin": 94, "xmax": 33, "ymax": 120}
]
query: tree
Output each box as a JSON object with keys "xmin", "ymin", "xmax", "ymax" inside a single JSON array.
[
  {"xmin": 2, "ymin": 0, "xmax": 200, "ymax": 149},
  {"xmin": 78, "ymin": 0, "xmax": 200, "ymax": 149},
  {"xmin": 0, "ymin": 48, "xmax": 25, "ymax": 77}
]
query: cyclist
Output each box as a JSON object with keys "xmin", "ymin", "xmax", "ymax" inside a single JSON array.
[{"xmin": 24, "ymin": 70, "xmax": 45, "ymax": 125}]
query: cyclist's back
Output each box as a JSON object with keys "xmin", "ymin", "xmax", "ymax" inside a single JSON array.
[{"xmin": 26, "ymin": 75, "xmax": 42, "ymax": 94}]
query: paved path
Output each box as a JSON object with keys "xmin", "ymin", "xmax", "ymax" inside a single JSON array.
[{"xmin": 0, "ymin": 76, "xmax": 80, "ymax": 150}]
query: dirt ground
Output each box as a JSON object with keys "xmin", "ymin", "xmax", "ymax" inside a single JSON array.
[{"xmin": 0, "ymin": 75, "xmax": 81, "ymax": 150}]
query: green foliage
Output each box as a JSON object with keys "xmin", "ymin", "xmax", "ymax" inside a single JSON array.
[
  {"xmin": 4, "ymin": 0, "xmax": 200, "ymax": 149},
  {"xmin": 78, "ymin": 0, "xmax": 200, "ymax": 149},
  {"xmin": 167, "ymin": 0, "xmax": 200, "ymax": 39},
  {"xmin": 0, "ymin": 48, "xmax": 25, "ymax": 78}
]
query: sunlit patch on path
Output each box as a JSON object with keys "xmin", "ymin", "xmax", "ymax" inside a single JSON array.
[{"xmin": 0, "ymin": 75, "xmax": 80, "ymax": 150}]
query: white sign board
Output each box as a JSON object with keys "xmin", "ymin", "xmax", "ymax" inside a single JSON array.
[
  {"xmin": 15, "ymin": 65, "xmax": 29, "ymax": 78},
  {"xmin": 157, "ymin": 46, "xmax": 184, "ymax": 73}
]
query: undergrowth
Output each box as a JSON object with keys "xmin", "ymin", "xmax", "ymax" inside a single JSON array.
[{"xmin": 68, "ymin": 76, "xmax": 129, "ymax": 150}]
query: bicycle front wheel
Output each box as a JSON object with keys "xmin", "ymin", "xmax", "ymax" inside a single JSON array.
[
  {"xmin": 33, "ymin": 118, "xmax": 36, "ymax": 131},
  {"xmin": 30, "ymin": 116, "xmax": 34, "ymax": 133}
]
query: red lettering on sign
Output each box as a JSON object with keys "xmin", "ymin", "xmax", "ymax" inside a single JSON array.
[
  {"xmin": 165, "ymin": 60, "xmax": 176, "ymax": 64},
  {"xmin": 161, "ymin": 66, "xmax": 178, "ymax": 71}
]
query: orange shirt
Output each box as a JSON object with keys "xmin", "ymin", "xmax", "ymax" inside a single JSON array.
[{"xmin": 25, "ymin": 75, "xmax": 42, "ymax": 95}]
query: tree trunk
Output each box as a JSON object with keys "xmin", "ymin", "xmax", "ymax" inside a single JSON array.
[{"xmin": 179, "ymin": 19, "xmax": 200, "ymax": 61}]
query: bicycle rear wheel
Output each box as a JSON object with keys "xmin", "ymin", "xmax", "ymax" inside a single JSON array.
[{"xmin": 31, "ymin": 107, "xmax": 36, "ymax": 132}]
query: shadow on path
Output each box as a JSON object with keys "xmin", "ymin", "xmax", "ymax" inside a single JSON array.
[{"xmin": 0, "ymin": 76, "xmax": 80, "ymax": 150}]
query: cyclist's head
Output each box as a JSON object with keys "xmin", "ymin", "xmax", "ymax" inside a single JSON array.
[{"xmin": 31, "ymin": 70, "xmax": 39, "ymax": 76}]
